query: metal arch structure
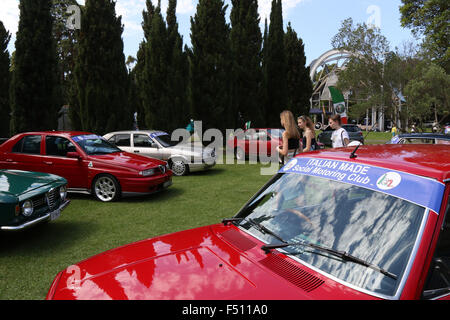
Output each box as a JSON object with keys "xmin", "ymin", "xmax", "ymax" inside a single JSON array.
[
  {"xmin": 308, "ymin": 49, "xmax": 385, "ymax": 131},
  {"xmin": 309, "ymin": 49, "xmax": 354, "ymax": 106}
]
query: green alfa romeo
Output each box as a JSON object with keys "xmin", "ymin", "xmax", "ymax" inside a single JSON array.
[{"xmin": 0, "ymin": 170, "xmax": 70, "ymax": 231}]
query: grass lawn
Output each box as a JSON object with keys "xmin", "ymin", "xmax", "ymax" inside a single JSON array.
[{"xmin": 0, "ymin": 162, "xmax": 271, "ymax": 300}]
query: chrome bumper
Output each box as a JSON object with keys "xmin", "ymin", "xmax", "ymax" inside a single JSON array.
[{"xmin": 1, "ymin": 200, "xmax": 70, "ymax": 231}]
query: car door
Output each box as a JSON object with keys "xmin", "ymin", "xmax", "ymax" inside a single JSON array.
[
  {"xmin": 132, "ymin": 133, "xmax": 163, "ymax": 160},
  {"xmin": 42, "ymin": 135, "xmax": 88, "ymax": 189},
  {"xmin": 5, "ymin": 134, "xmax": 47, "ymax": 173}
]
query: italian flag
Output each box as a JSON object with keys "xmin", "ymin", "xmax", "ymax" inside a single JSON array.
[{"xmin": 329, "ymin": 86, "xmax": 348, "ymax": 124}]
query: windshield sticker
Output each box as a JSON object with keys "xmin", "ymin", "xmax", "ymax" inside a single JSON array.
[
  {"xmin": 150, "ymin": 132, "xmax": 168, "ymax": 139},
  {"xmin": 280, "ymin": 157, "xmax": 444, "ymax": 213},
  {"xmin": 72, "ymin": 135, "xmax": 104, "ymax": 142}
]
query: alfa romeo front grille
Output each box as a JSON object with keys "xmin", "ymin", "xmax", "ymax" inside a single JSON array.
[
  {"xmin": 46, "ymin": 188, "xmax": 59, "ymax": 210},
  {"xmin": 32, "ymin": 196, "xmax": 46, "ymax": 209}
]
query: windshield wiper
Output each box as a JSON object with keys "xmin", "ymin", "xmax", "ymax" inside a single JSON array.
[
  {"xmin": 261, "ymin": 241, "xmax": 398, "ymax": 280},
  {"xmin": 245, "ymin": 218, "xmax": 287, "ymax": 244}
]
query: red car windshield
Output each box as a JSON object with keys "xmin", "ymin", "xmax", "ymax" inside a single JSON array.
[
  {"xmin": 73, "ymin": 135, "xmax": 121, "ymax": 155},
  {"xmin": 236, "ymin": 172, "xmax": 426, "ymax": 298}
]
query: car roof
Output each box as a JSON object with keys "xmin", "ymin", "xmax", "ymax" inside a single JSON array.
[
  {"xmin": 104, "ymin": 130, "xmax": 164, "ymax": 135},
  {"xmin": 300, "ymin": 144, "xmax": 450, "ymax": 183},
  {"xmin": 16, "ymin": 131, "xmax": 93, "ymax": 137}
]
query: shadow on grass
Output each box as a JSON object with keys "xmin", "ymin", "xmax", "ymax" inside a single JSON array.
[
  {"xmin": 187, "ymin": 167, "xmax": 227, "ymax": 177},
  {"xmin": 67, "ymin": 186, "xmax": 185, "ymax": 203},
  {"xmin": 0, "ymin": 220, "xmax": 98, "ymax": 256}
]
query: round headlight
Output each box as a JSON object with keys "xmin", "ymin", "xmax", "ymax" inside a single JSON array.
[
  {"xmin": 59, "ymin": 185, "xmax": 67, "ymax": 201},
  {"xmin": 22, "ymin": 200, "xmax": 34, "ymax": 217}
]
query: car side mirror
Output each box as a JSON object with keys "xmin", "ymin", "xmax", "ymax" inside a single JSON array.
[
  {"xmin": 66, "ymin": 151, "xmax": 81, "ymax": 160},
  {"xmin": 151, "ymin": 142, "xmax": 159, "ymax": 149}
]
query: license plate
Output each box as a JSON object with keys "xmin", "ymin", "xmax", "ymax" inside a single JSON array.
[{"xmin": 50, "ymin": 209, "xmax": 61, "ymax": 221}]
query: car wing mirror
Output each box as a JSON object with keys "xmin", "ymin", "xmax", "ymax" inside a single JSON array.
[
  {"xmin": 150, "ymin": 142, "xmax": 159, "ymax": 149},
  {"xmin": 67, "ymin": 151, "xmax": 81, "ymax": 159}
]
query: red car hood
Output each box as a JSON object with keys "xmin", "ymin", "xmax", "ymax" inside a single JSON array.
[
  {"xmin": 47, "ymin": 224, "xmax": 375, "ymax": 300},
  {"xmin": 88, "ymin": 152, "xmax": 166, "ymax": 171}
]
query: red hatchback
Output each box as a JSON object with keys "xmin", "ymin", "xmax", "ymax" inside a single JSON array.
[
  {"xmin": 227, "ymin": 128, "xmax": 285, "ymax": 161},
  {"xmin": 46, "ymin": 145, "xmax": 450, "ymax": 300},
  {"xmin": 0, "ymin": 132, "xmax": 173, "ymax": 202}
]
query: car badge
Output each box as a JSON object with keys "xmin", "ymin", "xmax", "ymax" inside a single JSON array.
[{"xmin": 88, "ymin": 161, "xmax": 93, "ymax": 168}]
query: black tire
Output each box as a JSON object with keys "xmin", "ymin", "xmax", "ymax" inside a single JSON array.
[{"xmin": 92, "ymin": 174, "xmax": 121, "ymax": 202}]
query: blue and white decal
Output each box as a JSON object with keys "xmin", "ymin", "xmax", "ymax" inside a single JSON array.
[
  {"xmin": 149, "ymin": 132, "xmax": 169, "ymax": 139},
  {"xmin": 280, "ymin": 157, "xmax": 445, "ymax": 213},
  {"xmin": 72, "ymin": 134, "xmax": 104, "ymax": 142}
]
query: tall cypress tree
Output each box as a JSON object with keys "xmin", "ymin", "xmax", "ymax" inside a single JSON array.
[
  {"xmin": 285, "ymin": 22, "xmax": 312, "ymax": 117},
  {"xmin": 264, "ymin": 0, "xmax": 287, "ymax": 127},
  {"xmin": 142, "ymin": 3, "xmax": 170, "ymax": 131},
  {"xmin": 189, "ymin": 0, "xmax": 231, "ymax": 132},
  {"xmin": 10, "ymin": 0, "xmax": 59, "ymax": 134},
  {"xmin": 230, "ymin": 0, "xmax": 263, "ymax": 128},
  {"xmin": 260, "ymin": 18, "xmax": 269, "ymax": 127},
  {"xmin": 0, "ymin": 21, "xmax": 11, "ymax": 137},
  {"xmin": 72, "ymin": 0, "xmax": 130, "ymax": 134}
]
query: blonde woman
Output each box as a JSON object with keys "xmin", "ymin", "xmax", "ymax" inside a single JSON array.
[
  {"xmin": 298, "ymin": 115, "xmax": 318, "ymax": 152},
  {"xmin": 277, "ymin": 110, "xmax": 301, "ymax": 164}
]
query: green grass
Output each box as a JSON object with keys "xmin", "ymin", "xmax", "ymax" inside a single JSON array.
[
  {"xmin": 0, "ymin": 163, "xmax": 270, "ymax": 300},
  {"xmin": 362, "ymin": 132, "xmax": 392, "ymax": 145}
]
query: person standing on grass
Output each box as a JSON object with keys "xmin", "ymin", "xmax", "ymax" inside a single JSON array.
[
  {"xmin": 277, "ymin": 110, "xmax": 301, "ymax": 164},
  {"xmin": 329, "ymin": 114, "xmax": 350, "ymax": 148},
  {"xmin": 298, "ymin": 115, "xmax": 318, "ymax": 152}
]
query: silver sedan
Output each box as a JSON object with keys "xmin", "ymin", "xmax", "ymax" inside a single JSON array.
[{"xmin": 103, "ymin": 131, "xmax": 216, "ymax": 176}]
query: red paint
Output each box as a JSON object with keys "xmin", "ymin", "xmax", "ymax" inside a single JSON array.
[
  {"xmin": 227, "ymin": 128, "xmax": 283, "ymax": 158},
  {"xmin": 45, "ymin": 145, "xmax": 450, "ymax": 300}
]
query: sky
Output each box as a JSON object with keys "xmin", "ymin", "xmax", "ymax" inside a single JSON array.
[{"xmin": 0, "ymin": 0, "xmax": 417, "ymax": 66}]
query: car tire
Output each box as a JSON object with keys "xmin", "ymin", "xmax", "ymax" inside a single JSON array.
[
  {"xmin": 170, "ymin": 159, "xmax": 189, "ymax": 176},
  {"xmin": 92, "ymin": 174, "xmax": 121, "ymax": 202},
  {"xmin": 235, "ymin": 147, "xmax": 245, "ymax": 161}
]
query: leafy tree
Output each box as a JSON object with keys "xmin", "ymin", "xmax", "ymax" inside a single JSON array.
[
  {"xmin": 10, "ymin": 0, "xmax": 59, "ymax": 134},
  {"xmin": 404, "ymin": 62, "xmax": 450, "ymax": 126},
  {"xmin": 264, "ymin": 0, "xmax": 287, "ymax": 127},
  {"xmin": 331, "ymin": 18, "xmax": 391, "ymax": 122},
  {"xmin": 189, "ymin": 0, "xmax": 231, "ymax": 132},
  {"xmin": 229, "ymin": 0, "xmax": 263, "ymax": 128},
  {"xmin": 284, "ymin": 22, "xmax": 312, "ymax": 117},
  {"xmin": 399, "ymin": 0, "xmax": 449, "ymax": 72},
  {"xmin": 72, "ymin": 0, "xmax": 130, "ymax": 134},
  {"xmin": 0, "ymin": 21, "xmax": 11, "ymax": 137}
]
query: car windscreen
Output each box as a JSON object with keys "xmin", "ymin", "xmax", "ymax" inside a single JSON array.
[
  {"xmin": 150, "ymin": 132, "xmax": 178, "ymax": 148},
  {"xmin": 236, "ymin": 172, "xmax": 425, "ymax": 297},
  {"xmin": 72, "ymin": 135, "xmax": 121, "ymax": 155}
]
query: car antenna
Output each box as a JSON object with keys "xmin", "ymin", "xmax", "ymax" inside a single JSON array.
[{"xmin": 350, "ymin": 121, "xmax": 379, "ymax": 159}]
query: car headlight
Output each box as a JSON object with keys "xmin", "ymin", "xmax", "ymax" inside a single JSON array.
[
  {"xmin": 22, "ymin": 200, "xmax": 34, "ymax": 217},
  {"xmin": 139, "ymin": 169, "xmax": 155, "ymax": 177},
  {"xmin": 59, "ymin": 185, "xmax": 67, "ymax": 201}
]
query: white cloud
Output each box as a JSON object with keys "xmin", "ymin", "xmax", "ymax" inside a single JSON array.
[{"xmin": 258, "ymin": 0, "xmax": 307, "ymax": 22}]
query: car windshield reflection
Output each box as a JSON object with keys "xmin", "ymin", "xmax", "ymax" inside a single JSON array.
[
  {"xmin": 73, "ymin": 136, "xmax": 122, "ymax": 155},
  {"xmin": 236, "ymin": 173, "xmax": 425, "ymax": 297}
]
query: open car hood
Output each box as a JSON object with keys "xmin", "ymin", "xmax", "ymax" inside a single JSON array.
[{"xmin": 47, "ymin": 224, "xmax": 374, "ymax": 300}]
